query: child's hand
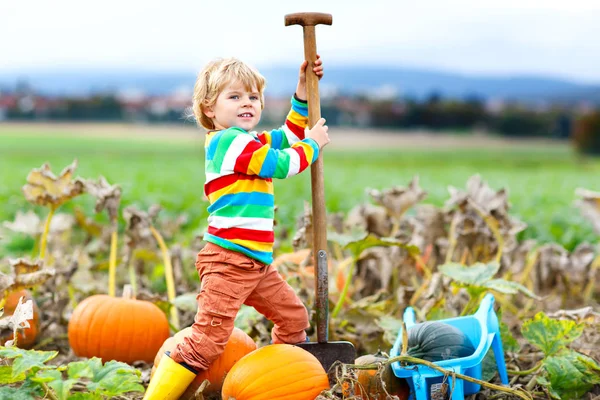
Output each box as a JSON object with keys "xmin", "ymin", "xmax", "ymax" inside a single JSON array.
[
  {"xmin": 306, "ymin": 117, "xmax": 330, "ymax": 149},
  {"xmin": 296, "ymin": 55, "xmax": 324, "ymax": 101}
]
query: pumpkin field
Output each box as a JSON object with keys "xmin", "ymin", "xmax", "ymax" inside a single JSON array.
[{"xmin": 1, "ymin": 124, "xmax": 599, "ymax": 400}]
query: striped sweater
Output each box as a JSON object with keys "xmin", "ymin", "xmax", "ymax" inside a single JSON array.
[{"xmin": 203, "ymin": 96, "xmax": 320, "ymax": 264}]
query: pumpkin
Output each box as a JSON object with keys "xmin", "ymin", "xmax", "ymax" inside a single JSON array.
[
  {"xmin": 68, "ymin": 285, "xmax": 170, "ymax": 364},
  {"xmin": 221, "ymin": 344, "xmax": 329, "ymax": 400},
  {"xmin": 0, "ymin": 289, "xmax": 40, "ymax": 348},
  {"xmin": 407, "ymin": 321, "xmax": 475, "ymax": 362},
  {"xmin": 350, "ymin": 351, "xmax": 410, "ymax": 400},
  {"xmin": 150, "ymin": 326, "xmax": 256, "ymax": 398}
]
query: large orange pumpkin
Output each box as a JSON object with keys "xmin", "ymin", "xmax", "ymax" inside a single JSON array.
[
  {"xmin": 151, "ymin": 326, "xmax": 256, "ymax": 398},
  {"xmin": 221, "ymin": 344, "xmax": 329, "ymax": 400},
  {"xmin": 0, "ymin": 289, "xmax": 40, "ymax": 349},
  {"xmin": 349, "ymin": 351, "xmax": 410, "ymax": 400},
  {"xmin": 68, "ymin": 286, "xmax": 170, "ymax": 364}
]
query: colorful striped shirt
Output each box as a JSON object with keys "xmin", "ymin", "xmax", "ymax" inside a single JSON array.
[{"xmin": 203, "ymin": 96, "xmax": 320, "ymax": 265}]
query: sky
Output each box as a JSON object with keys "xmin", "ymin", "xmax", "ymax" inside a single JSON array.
[{"xmin": 1, "ymin": 0, "xmax": 599, "ymax": 83}]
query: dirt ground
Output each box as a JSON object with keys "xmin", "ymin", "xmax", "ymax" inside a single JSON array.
[{"xmin": 0, "ymin": 122, "xmax": 568, "ymax": 150}]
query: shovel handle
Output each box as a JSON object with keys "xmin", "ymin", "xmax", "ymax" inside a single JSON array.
[
  {"xmin": 302, "ymin": 27, "xmax": 329, "ymax": 344},
  {"xmin": 285, "ymin": 13, "xmax": 331, "ymax": 345}
]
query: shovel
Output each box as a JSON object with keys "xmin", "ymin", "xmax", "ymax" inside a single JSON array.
[{"xmin": 284, "ymin": 12, "xmax": 356, "ymax": 374}]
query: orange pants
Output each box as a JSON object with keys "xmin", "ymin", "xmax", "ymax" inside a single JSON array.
[{"xmin": 169, "ymin": 242, "xmax": 309, "ymax": 371}]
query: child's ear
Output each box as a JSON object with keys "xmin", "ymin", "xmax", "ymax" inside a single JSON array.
[{"xmin": 203, "ymin": 103, "xmax": 215, "ymax": 118}]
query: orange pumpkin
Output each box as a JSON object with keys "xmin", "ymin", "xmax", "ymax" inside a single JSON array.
[
  {"xmin": 68, "ymin": 286, "xmax": 170, "ymax": 364},
  {"xmin": 221, "ymin": 344, "xmax": 329, "ymax": 400},
  {"xmin": 349, "ymin": 351, "xmax": 410, "ymax": 400},
  {"xmin": 0, "ymin": 289, "xmax": 40, "ymax": 348},
  {"xmin": 151, "ymin": 326, "xmax": 256, "ymax": 398}
]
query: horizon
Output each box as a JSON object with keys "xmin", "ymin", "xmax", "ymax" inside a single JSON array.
[{"xmin": 1, "ymin": 63, "xmax": 598, "ymax": 87}]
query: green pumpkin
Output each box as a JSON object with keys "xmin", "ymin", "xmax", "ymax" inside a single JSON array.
[{"xmin": 407, "ymin": 321, "xmax": 475, "ymax": 362}]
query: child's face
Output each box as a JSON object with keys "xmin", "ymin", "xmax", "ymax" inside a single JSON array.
[{"xmin": 205, "ymin": 80, "xmax": 262, "ymax": 131}]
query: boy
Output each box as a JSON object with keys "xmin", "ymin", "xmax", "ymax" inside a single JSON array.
[{"xmin": 144, "ymin": 56, "xmax": 330, "ymax": 399}]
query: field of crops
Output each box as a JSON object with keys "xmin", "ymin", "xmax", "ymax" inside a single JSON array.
[
  {"xmin": 1, "ymin": 123, "xmax": 599, "ymax": 400},
  {"xmin": 0, "ymin": 124, "xmax": 597, "ymax": 256}
]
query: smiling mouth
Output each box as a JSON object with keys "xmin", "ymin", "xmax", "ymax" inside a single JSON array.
[{"xmin": 238, "ymin": 113, "xmax": 253, "ymax": 118}]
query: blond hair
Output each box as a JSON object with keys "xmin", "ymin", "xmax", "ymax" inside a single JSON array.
[{"xmin": 192, "ymin": 58, "xmax": 266, "ymax": 130}]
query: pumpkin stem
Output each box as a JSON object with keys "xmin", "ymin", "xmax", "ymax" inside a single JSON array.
[
  {"xmin": 108, "ymin": 228, "xmax": 118, "ymax": 297},
  {"xmin": 122, "ymin": 284, "xmax": 134, "ymax": 299},
  {"xmin": 39, "ymin": 206, "xmax": 56, "ymax": 261},
  {"xmin": 150, "ymin": 226, "xmax": 180, "ymax": 330}
]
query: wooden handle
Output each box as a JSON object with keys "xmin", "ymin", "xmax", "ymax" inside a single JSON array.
[
  {"xmin": 285, "ymin": 12, "xmax": 332, "ymax": 343},
  {"xmin": 302, "ymin": 25, "xmax": 329, "ymax": 342},
  {"xmin": 284, "ymin": 12, "xmax": 332, "ymax": 27},
  {"xmin": 302, "ymin": 25, "xmax": 327, "ymax": 258}
]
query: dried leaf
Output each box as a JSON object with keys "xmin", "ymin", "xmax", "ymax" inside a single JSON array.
[
  {"xmin": 2, "ymin": 211, "xmax": 41, "ymax": 236},
  {"xmin": 9, "ymin": 258, "xmax": 43, "ymax": 275},
  {"xmin": 22, "ymin": 160, "xmax": 85, "ymax": 208},
  {"xmin": 345, "ymin": 203, "xmax": 392, "ymax": 237},
  {"xmin": 84, "ymin": 176, "xmax": 122, "ymax": 222},
  {"xmin": 367, "ymin": 176, "xmax": 427, "ymax": 219},
  {"xmin": 2, "ymin": 211, "xmax": 74, "ymax": 237},
  {"xmin": 9, "ymin": 296, "xmax": 34, "ymax": 334},
  {"xmin": 292, "ymin": 201, "xmax": 313, "ymax": 251},
  {"xmin": 123, "ymin": 205, "xmax": 161, "ymax": 249},
  {"xmin": 1, "ymin": 259, "xmax": 55, "ymax": 298}
]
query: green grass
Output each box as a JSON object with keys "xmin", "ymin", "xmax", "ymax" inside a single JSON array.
[{"xmin": 0, "ymin": 127, "xmax": 598, "ymax": 259}]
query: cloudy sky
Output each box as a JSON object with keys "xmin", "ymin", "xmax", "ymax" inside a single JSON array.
[{"xmin": 2, "ymin": 0, "xmax": 599, "ymax": 83}]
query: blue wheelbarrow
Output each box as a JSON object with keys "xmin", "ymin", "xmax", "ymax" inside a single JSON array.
[{"xmin": 390, "ymin": 293, "xmax": 509, "ymax": 400}]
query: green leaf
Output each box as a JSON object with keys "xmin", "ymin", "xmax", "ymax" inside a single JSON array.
[
  {"xmin": 172, "ymin": 293, "xmax": 198, "ymax": 313},
  {"xmin": 32, "ymin": 370, "xmax": 75, "ymax": 400},
  {"xmin": 0, "ymin": 365, "xmax": 25, "ymax": 384},
  {"xmin": 30, "ymin": 369, "xmax": 61, "ymax": 384},
  {"xmin": 499, "ymin": 321, "xmax": 520, "ymax": 353},
  {"xmin": 375, "ymin": 315, "xmax": 403, "ymax": 345},
  {"xmin": 481, "ymin": 351, "xmax": 498, "ymax": 382},
  {"xmin": 0, "ymin": 385, "xmax": 38, "ymax": 400},
  {"xmin": 540, "ymin": 349, "xmax": 600, "ymax": 400},
  {"xmin": 439, "ymin": 262, "xmax": 500, "ymax": 286},
  {"xmin": 521, "ymin": 312, "xmax": 585, "ymax": 357},
  {"xmin": 484, "ymin": 279, "xmax": 541, "ymax": 299},
  {"xmin": 84, "ymin": 358, "xmax": 143, "ymax": 397},
  {"xmin": 0, "ymin": 346, "xmax": 58, "ymax": 377},
  {"xmin": 67, "ymin": 361, "xmax": 93, "ymax": 380},
  {"xmin": 234, "ymin": 304, "xmax": 263, "ymax": 333},
  {"xmin": 328, "ymin": 231, "xmax": 419, "ymax": 260}
]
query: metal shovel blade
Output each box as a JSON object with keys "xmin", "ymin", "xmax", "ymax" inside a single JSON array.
[
  {"xmin": 295, "ymin": 250, "xmax": 356, "ymax": 374},
  {"xmin": 296, "ymin": 340, "xmax": 356, "ymax": 373}
]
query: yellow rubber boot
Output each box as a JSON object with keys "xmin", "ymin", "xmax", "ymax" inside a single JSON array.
[{"xmin": 143, "ymin": 354, "xmax": 197, "ymax": 400}]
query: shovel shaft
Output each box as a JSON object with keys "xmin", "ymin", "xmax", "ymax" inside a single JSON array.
[{"xmin": 301, "ymin": 25, "xmax": 329, "ymax": 344}]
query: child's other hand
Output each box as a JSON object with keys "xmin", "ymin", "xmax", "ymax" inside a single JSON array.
[
  {"xmin": 299, "ymin": 55, "xmax": 324, "ymax": 83},
  {"xmin": 296, "ymin": 55, "xmax": 323, "ymax": 100},
  {"xmin": 306, "ymin": 117, "xmax": 330, "ymax": 149}
]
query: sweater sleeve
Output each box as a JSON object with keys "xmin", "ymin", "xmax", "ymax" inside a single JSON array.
[
  {"xmin": 254, "ymin": 95, "xmax": 309, "ymax": 150},
  {"xmin": 210, "ymin": 127, "xmax": 319, "ymax": 179}
]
